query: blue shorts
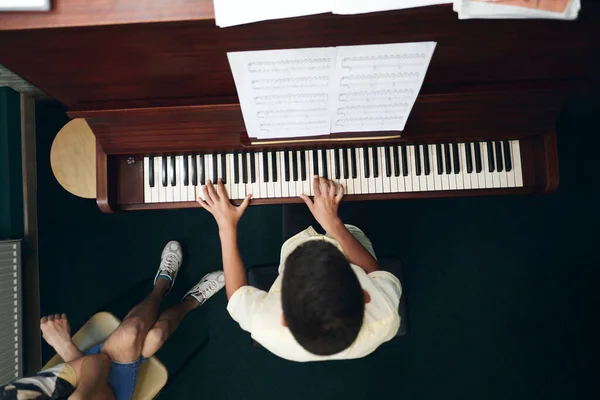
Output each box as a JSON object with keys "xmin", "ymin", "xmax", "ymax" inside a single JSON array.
[{"xmin": 85, "ymin": 344, "xmax": 146, "ymax": 400}]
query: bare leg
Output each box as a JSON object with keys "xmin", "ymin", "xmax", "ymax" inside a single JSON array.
[
  {"xmin": 101, "ymin": 279, "xmax": 169, "ymax": 363},
  {"xmin": 140, "ymin": 297, "xmax": 198, "ymax": 358},
  {"xmin": 40, "ymin": 313, "xmax": 83, "ymax": 363}
]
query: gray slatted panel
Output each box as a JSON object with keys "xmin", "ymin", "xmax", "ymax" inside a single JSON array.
[{"xmin": 0, "ymin": 241, "xmax": 21, "ymax": 385}]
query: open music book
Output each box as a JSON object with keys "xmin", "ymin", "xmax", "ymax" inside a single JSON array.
[{"xmin": 228, "ymin": 42, "xmax": 437, "ymax": 140}]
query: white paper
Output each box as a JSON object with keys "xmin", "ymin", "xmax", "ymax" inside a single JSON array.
[
  {"xmin": 453, "ymin": 0, "xmax": 580, "ymax": 20},
  {"xmin": 333, "ymin": 0, "xmax": 451, "ymax": 15},
  {"xmin": 0, "ymin": 0, "xmax": 49, "ymax": 10},
  {"xmin": 228, "ymin": 48, "xmax": 337, "ymax": 139},
  {"xmin": 214, "ymin": 0, "xmax": 332, "ymax": 27},
  {"xmin": 331, "ymin": 42, "xmax": 436, "ymax": 133}
]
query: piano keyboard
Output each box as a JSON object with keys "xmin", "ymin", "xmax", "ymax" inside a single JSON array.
[{"xmin": 143, "ymin": 140, "xmax": 523, "ymax": 203}]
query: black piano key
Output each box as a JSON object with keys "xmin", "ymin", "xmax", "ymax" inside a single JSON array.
[
  {"xmin": 170, "ymin": 156, "xmax": 176, "ymax": 186},
  {"xmin": 250, "ymin": 152, "xmax": 256, "ymax": 183},
  {"xmin": 474, "ymin": 142, "xmax": 483, "ymax": 173},
  {"xmin": 401, "ymin": 145, "xmax": 408, "ymax": 177},
  {"xmin": 363, "ymin": 146, "xmax": 370, "ymax": 178},
  {"xmin": 503, "ymin": 140, "xmax": 513, "ymax": 172},
  {"xmin": 392, "ymin": 146, "xmax": 400, "ymax": 177},
  {"xmin": 486, "ymin": 141, "xmax": 495, "ymax": 172},
  {"xmin": 162, "ymin": 156, "xmax": 167, "ymax": 187},
  {"xmin": 414, "ymin": 145, "xmax": 422, "ymax": 176},
  {"xmin": 372, "ymin": 147, "xmax": 379, "ymax": 178},
  {"xmin": 313, "ymin": 150, "xmax": 319, "ymax": 176},
  {"xmin": 221, "ymin": 153, "xmax": 227, "ymax": 183},
  {"xmin": 149, "ymin": 156, "xmax": 155, "ymax": 187},
  {"xmin": 495, "ymin": 141, "xmax": 503, "ymax": 172},
  {"xmin": 284, "ymin": 151, "xmax": 291, "ymax": 181},
  {"xmin": 322, "ymin": 149, "xmax": 328, "ymax": 179},
  {"xmin": 342, "ymin": 149, "xmax": 349, "ymax": 179},
  {"xmin": 334, "ymin": 148, "xmax": 341, "ymax": 179},
  {"xmin": 183, "ymin": 155, "xmax": 189, "ymax": 185},
  {"xmin": 292, "ymin": 151, "xmax": 299, "ymax": 181},
  {"xmin": 212, "ymin": 153, "xmax": 218, "ymax": 183},
  {"xmin": 191, "ymin": 155, "xmax": 197, "ymax": 185},
  {"xmin": 452, "ymin": 143, "xmax": 460, "ymax": 174},
  {"xmin": 233, "ymin": 152, "xmax": 240, "ymax": 184},
  {"xmin": 199, "ymin": 154, "xmax": 205, "ymax": 185},
  {"xmin": 242, "ymin": 152, "xmax": 249, "ymax": 184},
  {"xmin": 444, "ymin": 143, "xmax": 451, "ymax": 174},
  {"xmin": 263, "ymin": 151, "xmax": 269, "ymax": 182},
  {"xmin": 271, "ymin": 152, "xmax": 278, "ymax": 182},
  {"xmin": 300, "ymin": 150, "xmax": 307, "ymax": 181},
  {"xmin": 423, "ymin": 144, "xmax": 431, "ymax": 176},
  {"xmin": 351, "ymin": 148, "xmax": 358, "ymax": 179},
  {"xmin": 465, "ymin": 143, "xmax": 473, "ymax": 173},
  {"xmin": 435, "ymin": 143, "xmax": 443, "ymax": 175},
  {"xmin": 384, "ymin": 146, "xmax": 392, "ymax": 177}
]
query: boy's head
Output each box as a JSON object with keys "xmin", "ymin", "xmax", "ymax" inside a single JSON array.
[{"xmin": 282, "ymin": 240, "xmax": 365, "ymax": 356}]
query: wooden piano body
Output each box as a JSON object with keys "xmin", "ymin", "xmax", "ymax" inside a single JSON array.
[{"xmin": 0, "ymin": 2, "xmax": 598, "ymax": 212}]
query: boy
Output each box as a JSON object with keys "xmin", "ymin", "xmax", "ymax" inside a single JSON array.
[
  {"xmin": 1, "ymin": 241, "xmax": 224, "ymax": 399},
  {"xmin": 198, "ymin": 176, "xmax": 401, "ymax": 362}
]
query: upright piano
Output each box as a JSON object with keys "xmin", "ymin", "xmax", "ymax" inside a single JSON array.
[{"xmin": 0, "ymin": 1, "xmax": 598, "ymax": 212}]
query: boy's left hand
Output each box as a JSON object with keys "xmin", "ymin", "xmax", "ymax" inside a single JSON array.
[{"xmin": 197, "ymin": 179, "xmax": 252, "ymax": 233}]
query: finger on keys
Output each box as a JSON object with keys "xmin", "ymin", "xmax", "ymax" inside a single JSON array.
[
  {"xmin": 48, "ymin": 314, "xmax": 55, "ymax": 321},
  {"xmin": 197, "ymin": 197, "xmax": 212, "ymax": 210},
  {"xmin": 299, "ymin": 194, "xmax": 314, "ymax": 211},
  {"xmin": 318, "ymin": 177, "xmax": 328, "ymax": 195},
  {"xmin": 40, "ymin": 316, "xmax": 47, "ymax": 323},
  {"xmin": 328, "ymin": 180, "xmax": 336, "ymax": 197},
  {"xmin": 239, "ymin": 194, "xmax": 252, "ymax": 213},
  {"xmin": 217, "ymin": 179, "xmax": 230, "ymax": 200},
  {"xmin": 202, "ymin": 185, "xmax": 215, "ymax": 206},
  {"xmin": 313, "ymin": 175, "xmax": 321, "ymax": 197},
  {"xmin": 206, "ymin": 180, "xmax": 219, "ymax": 202},
  {"xmin": 335, "ymin": 184, "xmax": 344, "ymax": 202}
]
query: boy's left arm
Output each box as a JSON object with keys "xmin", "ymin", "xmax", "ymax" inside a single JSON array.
[{"xmin": 198, "ymin": 179, "xmax": 252, "ymax": 299}]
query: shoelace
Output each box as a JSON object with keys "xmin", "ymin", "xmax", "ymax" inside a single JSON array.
[
  {"xmin": 161, "ymin": 254, "xmax": 179, "ymax": 275},
  {"xmin": 195, "ymin": 281, "xmax": 219, "ymax": 299}
]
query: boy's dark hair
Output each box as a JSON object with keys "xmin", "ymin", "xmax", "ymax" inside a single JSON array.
[{"xmin": 282, "ymin": 240, "xmax": 364, "ymax": 356}]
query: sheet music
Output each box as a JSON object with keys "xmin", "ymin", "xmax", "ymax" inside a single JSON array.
[
  {"xmin": 214, "ymin": 0, "xmax": 332, "ymax": 27},
  {"xmin": 228, "ymin": 48, "xmax": 337, "ymax": 139},
  {"xmin": 331, "ymin": 42, "xmax": 436, "ymax": 133},
  {"xmin": 228, "ymin": 42, "xmax": 436, "ymax": 139},
  {"xmin": 333, "ymin": 0, "xmax": 451, "ymax": 15}
]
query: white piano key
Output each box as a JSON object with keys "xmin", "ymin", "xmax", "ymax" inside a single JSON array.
[
  {"xmin": 186, "ymin": 156, "xmax": 195, "ymax": 201},
  {"xmin": 295, "ymin": 150, "xmax": 304, "ymax": 196},
  {"xmin": 408, "ymin": 145, "xmax": 420, "ymax": 191},
  {"xmin": 279, "ymin": 151, "xmax": 289, "ymax": 198},
  {"xmin": 144, "ymin": 157, "xmax": 152, "ymax": 203},
  {"xmin": 244, "ymin": 153, "xmax": 253, "ymax": 196},
  {"xmin": 367, "ymin": 148, "xmax": 376, "ymax": 194},
  {"xmin": 417, "ymin": 145, "xmax": 428, "ymax": 191},
  {"xmin": 440, "ymin": 146, "xmax": 449, "ymax": 191},
  {"xmin": 404, "ymin": 145, "xmax": 413, "ymax": 192},
  {"xmin": 447, "ymin": 148, "xmax": 457, "ymax": 191},
  {"xmin": 157, "ymin": 157, "xmax": 167, "ymax": 203},
  {"xmin": 380, "ymin": 147, "xmax": 391, "ymax": 193},
  {"xmin": 497, "ymin": 144, "xmax": 509, "ymax": 188},
  {"xmin": 466, "ymin": 144, "xmax": 478, "ymax": 190},
  {"xmin": 358, "ymin": 148, "xmax": 369, "ymax": 194},
  {"xmin": 506, "ymin": 145, "xmax": 516, "ymax": 188},
  {"xmin": 223, "ymin": 154, "xmax": 233, "ymax": 200},
  {"xmin": 431, "ymin": 145, "xmax": 442, "ymax": 191},
  {"xmin": 173, "ymin": 156, "xmax": 182, "ymax": 202},
  {"xmin": 387, "ymin": 147, "xmax": 398, "ymax": 194},
  {"xmin": 274, "ymin": 151, "xmax": 282, "ymax": 198},
  {"xmin": 453, "ymin": 145, "xmax": 464, "ymax": 190},
  {"xmin": 230, "ymin": 154, "xmax": 239, "ymax": 200},
  {"xmin": 476, "ymin": 143, "xmax": 486, "ymax": 189},
  {"xmin": 394, "ymin": 146, "xmax": 406, "ymax": 193},
  {"xmin": 460, "ymin": 143, "xmax": 471, "ymax": 190},
  {"xmin": 512, "ymin": 140, "xmax": 523, "ymax": 187},
  {"xmin": 165, "ymin": 157, "xmax": 174, "ymax": 202},
  {"xmin": 205, "ymin": 154, "xmax": 213, "ymax": 186},
  {"xmin": 481, "ymin": 144, "xmax": 493, "ymax": 189},
  {"xmin": 258, "ymin": 152, "xmax": 267, "ymax": 199},
  {"xmin": 285, "ymin": 150, "xmax": 295, "ymax": 197},
  {"xmin": 150, "ymin": 157, "xmax": 159, "ymax": 203},
  {"xmin": 491, "ymin": 143, "xmax": 501, "ymax": 188},
  {"xmin": 237, "ymin": 153, "xmax": 246, "ymax": 199},
  {"xmin": 302, "ymin": 151, "xmax": 311, "ymax": 196},
  {"xmin": 426, "ymin": 145, "xmax": 435, "ymax": 191},
  {"xmin": 338, "ymin": 148, "xmax": 347, "ymax": 194},
  {"xmin": 252, "ymin": 153, "xmax": 261, "ymax": 198},
  {"xmin": 268, "ymin": 151, "xmax": 276, "ymax": 198}
]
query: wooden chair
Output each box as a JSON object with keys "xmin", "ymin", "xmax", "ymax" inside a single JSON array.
[{"xmin": 42, "ymin": 312, "xmax": 168, "ymax": 400}]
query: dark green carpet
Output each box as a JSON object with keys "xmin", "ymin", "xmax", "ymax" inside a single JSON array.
[{"xmin": 35, "ymin": 96, "xmax": 600, "ymax": 400}]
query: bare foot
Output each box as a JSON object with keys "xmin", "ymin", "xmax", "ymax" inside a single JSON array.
[{"xmin": 41, "ymin": 314, "xmax": 83, "ymax": 362}]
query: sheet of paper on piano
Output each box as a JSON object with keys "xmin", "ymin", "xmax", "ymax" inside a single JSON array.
[
  {"xmin": 332, "ymin": 0, "xmax": 451, "ymax": 15},
  {"xmin": 331, "ymin": 42, "xmax": 436, "ymax": 133},
  {"xmin": 453, "ymin": 0, "xmax": 580, "ymax": 20},
  {"xmin": 228, "ymin": 47, "xmax": 338, "ymax": 140},
  {"xmin": 214, "ymin": 0, "xmax": 332, "ymax": 27}
]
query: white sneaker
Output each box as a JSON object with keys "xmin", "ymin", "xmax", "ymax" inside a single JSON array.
[
  {"xmin": 154, "ymin": 241, "xmax": 183, "ymax": 294},
  {"xmin": 183, "ymin": 271, "xmax": 225, "ymax": 306}
]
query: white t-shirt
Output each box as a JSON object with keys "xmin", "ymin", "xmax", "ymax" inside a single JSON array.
[{"xmin": 227, "ymin": 225, "xmax": 402, "ymax": 362}]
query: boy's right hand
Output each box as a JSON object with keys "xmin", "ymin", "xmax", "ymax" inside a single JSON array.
[
  {"xmin": 198, "ymin": 179, "xmax": 252, "ymax": 234},
  {"xmin": 299, "ymin": 176, "xmax": 344, "ymax": 235}
]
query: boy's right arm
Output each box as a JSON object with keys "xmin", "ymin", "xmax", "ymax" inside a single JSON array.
[{"xmin": 299, "ymin": 176, "xmax": 380, "ymax": 274}]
